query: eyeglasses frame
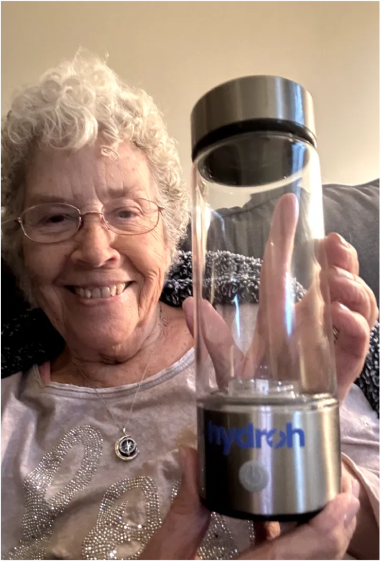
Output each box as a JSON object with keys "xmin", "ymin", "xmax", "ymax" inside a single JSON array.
[{"xmin": 16, "ymin": 198, "xmax": 165, "ymax": 243}]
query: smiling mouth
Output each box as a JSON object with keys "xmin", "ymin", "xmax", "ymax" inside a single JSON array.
[{"xmin": 67, "ymin": 282, "xmax": 133, "ymax": 299}]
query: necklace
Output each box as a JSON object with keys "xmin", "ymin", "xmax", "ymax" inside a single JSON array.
[{"xmin": 80, "ymin": 304, "xmax": 164, "ymax": 461}]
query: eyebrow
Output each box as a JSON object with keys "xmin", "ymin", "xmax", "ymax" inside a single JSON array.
[
  {"xmin": 27, "ymin": 195, "xmax": 69, "ymax": 206},
  {"xmin": 108, "ymin": 186, "xmax": 147, "ymax": 199},
  {"xmin": 27, "ymin": 187, "xmax": 148, "ymax": 207}
]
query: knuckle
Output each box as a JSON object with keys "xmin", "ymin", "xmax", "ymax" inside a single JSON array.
[
  {"xmin": 324, "ymin": 527, "xmax": 347, "ymax": 557},
  {"xmin": 355, "ymin": 283, "xmax": 371, "ymax": 314},
  {"xmin": 357, "ymin": 274, "xmax": 373, "ymax": 294},
  {"xmin": 335, "ymin": 277, "xmax": 371, "ymax": 318},
  {"xmin": 347, "ymin": 243, "xmax": 359, "ymax": 268}
]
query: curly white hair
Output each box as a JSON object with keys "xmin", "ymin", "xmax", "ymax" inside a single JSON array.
[{"xmin": 2, "ymin": 51, "xmax": 190, "ymax": 300}]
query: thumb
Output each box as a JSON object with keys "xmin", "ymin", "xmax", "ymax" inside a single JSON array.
[
  {"xmin": 183, "ymin": 296, "xmax": 245, "ymax": 389},
  {"xmin": 239, "ymin": 490, "xmax": 360, "ymax": 560},
  {"xmin": 140, "ymin": 447, "xmax": 211, "ymax": 560},
  {"xmin": 183, "ymin": 297, "xmax": 195, "ymax": 337}
]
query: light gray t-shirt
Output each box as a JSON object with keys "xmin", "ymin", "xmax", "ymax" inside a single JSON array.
[{"xmin": 2, "ymin": 351, "xmax": 379, "ymax": 560}]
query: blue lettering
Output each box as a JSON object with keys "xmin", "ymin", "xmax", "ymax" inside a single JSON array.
[
  {"xmin": 274, "ymin": 430, "xmax": 287, "ymax": 449},
  {"xmin": 207, "ymin": 421, "xmax": 221, "ymax": 445},
  {"xmin": 235, "ymin": 424, "xmax": 254, "ymax": 448},
  {"xmin": 264, "ymin": 428, "xmax": 277, "ymax": 448},
  {"xmin": 255, "ymin": 428, "xmax": 267, "ymax": 449},
  {"xmin": 206, "ymin": 421, "xmax": 305, "ymax": 454},
  {"xmin": 220, "ymin": 427, "xmax": 236, "ymax": 455},
  {"xmin": 286, "ymin": 423, "xmax": 305, "ymax": 448}
]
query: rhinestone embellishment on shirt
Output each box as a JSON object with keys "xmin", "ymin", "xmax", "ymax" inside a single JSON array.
[
  {"xmin": 82, "ymin": 476, "xmax": 161, "ymax": 560},
  {"xmin": 171, "ymin": 481, "xmax": 238, "ymax": 560},
  {"xmin": 7, "ymin": 425, "xmax": 103, "ymax": 560}
]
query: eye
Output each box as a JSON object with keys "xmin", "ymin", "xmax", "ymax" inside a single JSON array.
[
  {"xmin": 110, "ymin": 203, "xmax": 143, "ymax": 223},
  {"xmin": 116, "ymin": 209, "xmax": 138, "ymax": 219},
  {"xmin": 40, "ymin": 212, "xmax": 73, "ymax": 225},
  {"xmin": 46, "ymin": 214, "xmax": 68, "ymax": 223}
]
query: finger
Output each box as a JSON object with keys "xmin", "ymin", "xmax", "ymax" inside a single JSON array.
[
  {"xmin": 305, "ymin": 493, "xmax": 358, "ymax": 558},
  {"xmin": 183, "ymin": 297, "xmax": 244, "ymax": 389},
  {"xmin": 239, "ymin": 491, "xmax": 360, "ymax": 560},
  {"xmin": 321, "ymin": 233, "xmax": 360, "ymax": 276},
  {"xmin": 140, "ymin": 447, "xmax": 210, "ymax": 560},
  {"xmin": 259, "ymin": 193, "xmax": 299, "ymax": 336},
  {"xmin": 184, "ymin": 194, "xmax": 300, "ymax": 386},
  {"xmin": 331, "ymin": 302, "xmax": 371, "ymax": 401},
  {"xmin": 325, "ymin": 267, "xmax": 378, "ymax": 330},
  {"xmin": 341, "ymin": 462, "xmax": 358, "ymax": 495},
  {"xmin": 252, "ymin": 521, "xmax": 281, "ymax": 545},
  {"xmin": 246, "ymin": 194, "xmax": 299, "ymax": 376}
]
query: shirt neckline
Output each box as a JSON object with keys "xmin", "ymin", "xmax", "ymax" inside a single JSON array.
[{"xmin": 32, "ymin": 347, "xmax": 195, "ymax": 399}]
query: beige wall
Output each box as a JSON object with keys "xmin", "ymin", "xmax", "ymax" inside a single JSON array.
[{"xmin": 2, "ymin": 1, "xmax": 379, "ymax": 186}]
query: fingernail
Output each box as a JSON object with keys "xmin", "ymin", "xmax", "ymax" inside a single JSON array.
[
  {"xmin": 351, "ymin": 478, "xmax": 360, "ymax": 499},
  {"xmin": 344, "ymin": 497, "xmax": 360, "ymax": 528},
  {"xmin": 337, "ymin": 234, "xmax": 350, "ymax": 247}
]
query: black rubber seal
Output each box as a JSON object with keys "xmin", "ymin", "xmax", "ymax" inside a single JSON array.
[
  {"xmin": 200, "ymin": 496, "xmax": 322, "ymax": 523},
  {"xmin": 192, "ymin": 118, "xmax": 316, "ymax": 161}
]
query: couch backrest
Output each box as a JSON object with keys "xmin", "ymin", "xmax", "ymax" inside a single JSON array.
[{"xmin": 322, "ymin": 180, "xmax": 379, "ymax": 304}]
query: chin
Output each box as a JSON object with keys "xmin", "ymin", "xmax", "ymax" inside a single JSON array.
[{"xmin": 68, "ymin": 319, "xmax": 137, "ymax": 359}]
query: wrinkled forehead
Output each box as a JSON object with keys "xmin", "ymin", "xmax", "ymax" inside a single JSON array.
[{"xmin": 24, "ymin": 140, "xmax": 155, "ymax": 207}]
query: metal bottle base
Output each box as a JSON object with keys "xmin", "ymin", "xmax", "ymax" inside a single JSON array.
[{"xmin": 198, "ymin": 395, "xmax": 341, "ymax": 520}]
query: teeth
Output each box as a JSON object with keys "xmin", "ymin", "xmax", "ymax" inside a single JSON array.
[
  {"xmin": 74, "ymin": 283, "xmax": 128, "ymax": 299},
  {"xmin": 101, "ymin": 287, "xmax": 111, "ymax": 298},
  {"xmin": 116, "ymin": 283, "xmax": 126, "ymax": 295}
]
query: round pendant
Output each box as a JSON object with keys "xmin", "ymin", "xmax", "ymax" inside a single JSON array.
[{"xmin": 115, "ymin": 435, "xmax": 139, "ymax": 461}]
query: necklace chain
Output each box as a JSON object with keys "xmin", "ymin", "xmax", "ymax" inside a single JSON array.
[
  {"xmin": 80, "ymin": 343, "xmax": 155, "ymax": 436},
  {"xmin": 79, "ymin": 303, "xmax": 164, "ymax": 447}
]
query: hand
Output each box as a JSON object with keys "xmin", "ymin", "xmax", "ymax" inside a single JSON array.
[
  {"xmin": 140, "ymin": 447, "xmax": 210, "ymax": 560},
  {"xmin": 314, "ymin": 231, "xmax": 377, "ymax": 400},
  {"xmin": 183, "ymin": 193, "xmax": 378, "ymax": 401},
  {"xmin": 140, "ymin": 447, "xmax": 360, "ymax": 560}
]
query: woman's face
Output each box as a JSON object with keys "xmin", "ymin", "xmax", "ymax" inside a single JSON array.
[{"xmin": 23, "ymin": 141, "xmax": 171, "ymax": 360}]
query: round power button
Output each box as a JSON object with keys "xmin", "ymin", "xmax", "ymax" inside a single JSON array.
[{"xmin": 239, "ymin": 461, "xmax": 269, "ymax": 492}]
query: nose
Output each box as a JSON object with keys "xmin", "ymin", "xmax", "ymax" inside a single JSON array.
[{"xmin": 71, "ymin": 213, "xmax": 120, "ymax": 268}]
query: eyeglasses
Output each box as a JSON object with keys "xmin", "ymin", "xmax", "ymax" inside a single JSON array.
[{"xmin": 17, "ymin": 198, "xmax": 164, "ymax": 244}]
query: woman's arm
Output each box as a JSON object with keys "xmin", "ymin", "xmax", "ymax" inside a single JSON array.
[
  {"xmin": 340, "ymin": 384, "xmax": 379, "ymax": 559},
  {"xmin": 344, "ymin": 461, "xmax": 378, "ymax": 560}
]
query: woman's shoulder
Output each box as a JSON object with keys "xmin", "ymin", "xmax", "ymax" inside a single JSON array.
[
  {"xmin": 1, "ymin": 306, "xmax": 64, "ymax": 380},
  {"xmin": 1, "ymin": 366, "xmax": 38, "ymax": 404},
  {"xmin": 2, "ymin": 369, "xmax": 25, "ymax": 391}
]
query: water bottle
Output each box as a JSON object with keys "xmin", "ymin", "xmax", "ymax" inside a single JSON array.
[{"xmin": 191, "ymin": 76, "xmax": 340, "ymax": 521}]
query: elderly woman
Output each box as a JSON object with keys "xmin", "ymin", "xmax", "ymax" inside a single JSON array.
[{"xmin": 1, "ymin": 54, "xmax": 379, "ymax": 560}]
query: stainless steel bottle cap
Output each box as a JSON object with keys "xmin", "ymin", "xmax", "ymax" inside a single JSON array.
[{"xmin": 191, "ymin": 76, "xmax": 316, "ymax": 160}]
